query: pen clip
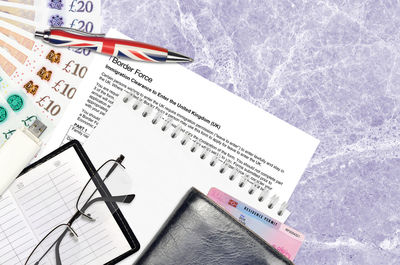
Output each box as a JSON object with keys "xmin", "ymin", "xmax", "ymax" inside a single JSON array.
[{"xmin": 50, "ymin": 27, "xmax": 106, "ymax": 37}]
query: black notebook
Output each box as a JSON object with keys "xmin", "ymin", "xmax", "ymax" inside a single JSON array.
[
  {"xmin": 134, "ymin": 188, "xmax": 294, "ymax": 265},
  {"xmin": 0, "ymin": 140, "xmax": 140, "ymax": 264}
]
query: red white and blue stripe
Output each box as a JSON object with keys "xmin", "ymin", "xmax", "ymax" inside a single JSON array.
[{"xmin": 48, "ymin": 29, "xmax": 168, "ymax": 62}]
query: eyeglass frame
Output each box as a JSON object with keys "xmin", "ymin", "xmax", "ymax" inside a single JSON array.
[{"xmin": 24, "ymin": 155, "xmax": 135, "ymax": 265}]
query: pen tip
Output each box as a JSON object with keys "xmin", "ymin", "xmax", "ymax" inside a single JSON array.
[
  {"xmin": 166, "ymin": 51, "xmax": 193, "ymax": 63},
  {"xmin": 34, "ymin": 31, "xmax": 45, "ymax": 39}
]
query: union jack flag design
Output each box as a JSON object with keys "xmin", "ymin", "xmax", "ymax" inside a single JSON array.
[{"xmin": 48, "ymin": 29, "xmax": 168, "ymax": 62}]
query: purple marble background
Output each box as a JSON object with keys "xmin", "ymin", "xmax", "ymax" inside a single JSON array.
[{"xmin": 102, "ymin": 1, "xmax": 400, "ymax": 264}]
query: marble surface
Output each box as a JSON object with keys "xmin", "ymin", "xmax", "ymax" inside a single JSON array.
[{"xmin": 102, "ymin": 1, "xmax": 400, "ymax": 264}]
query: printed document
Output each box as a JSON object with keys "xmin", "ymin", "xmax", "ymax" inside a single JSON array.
[
  {"xmin": 43, "ymin": 29, "xmax": 319, "ymax": 263},
  {"xmin": 46, "ymin": 31, "xmax": 319, "ymax": 220}
]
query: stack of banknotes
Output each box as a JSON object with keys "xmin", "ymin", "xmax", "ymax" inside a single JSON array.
[{"xmin": 0, "ymin": 0, "xmax": 102, "ymax": 147}]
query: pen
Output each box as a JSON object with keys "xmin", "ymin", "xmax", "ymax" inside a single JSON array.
[{"xmin": 34, "ymin": 27, "xmax": 193, "ymax": 63}]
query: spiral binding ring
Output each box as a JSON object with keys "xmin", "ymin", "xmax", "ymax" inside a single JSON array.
[
  {"xmin": 268, "ymin": 195, "xmax": 279, "ymax": 209},
  {"xmin": 180, "ymin": 133, "xmax": 190, "ymax": 146},
  {"xmin": 152, "ymin": 111, "xmax": 163, "ymax": 125},
  {"xmin": 132, "ymin": 99, "xmax": 142, "ymax": 110},
  {"xmin": 200, "ymin": 149, "xmax": 209, "ymax": 160},
  {"xmin": 161, "ymin": 118, "xmax": 172, "ymax": 131},
  {"xmin": 258, "ymin": 188, "xmax": 270, "ymax": 202},
  {"xmin": 238, "ymin": 174, "xmax": 248, "ymax": 188},
  {"xmin": 190, "ymin": 141, "xmax": 199, "ymax": 153},
  {"xmin": 209, "ymin": 154, "xmax": 218, "ymax": 167},
  {"xmin": 126, "ymin": 97, "xmax": 286, "ymax": 216},
  {"xmin": 229, "ymin": 168, "xmax": 238, "ymax": 180},
  {"xmin": 248, "ymin": 181, "xmax": 258, "ymax": 195},
  {"xmin": 142, "ymin": 106, "xmax": 153, "ymax": 117},
  {"xmin": 219, "ymin": 161, "xmax": 228, "ymax": 174},
  {"xmin": 123, "ymin": 95, "xmax": 131, "ymax": 103},
  {"xmin": 277, "ymin": 201, "xmax": 288, "ymax": 216}
]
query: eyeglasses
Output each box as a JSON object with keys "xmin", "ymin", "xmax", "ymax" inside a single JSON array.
[{"xmin": 24, "ymin": 155, "xmax": 135, "ymax": 265}]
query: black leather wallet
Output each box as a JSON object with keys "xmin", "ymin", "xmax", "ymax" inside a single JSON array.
[{"xmin": 134, "ymin": 188, "xmax": 294, "ymax": 265}]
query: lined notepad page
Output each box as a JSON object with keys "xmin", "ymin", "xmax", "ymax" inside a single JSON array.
[
  {"xmin": 0, "ymin": 147, "xmax": 130, "ymax": 265},
  {"xmin": 0, "ymin": 191, "xmax": 36, "ymax": 264}
]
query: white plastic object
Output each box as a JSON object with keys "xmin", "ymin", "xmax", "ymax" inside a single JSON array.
[{"xmin": 0, "ymin": 128, "xmax": 42, "ymax": 195}]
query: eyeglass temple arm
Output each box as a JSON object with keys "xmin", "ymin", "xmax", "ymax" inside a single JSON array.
[
  {"xmin": 80, "ymin": 194, "xmax": 135, "ymax": 213},
  {"xmin": 26, "ymin": 225, "xmax": 70, "ymax": 265},
  {"xmin": 51, "ymin": 193, "xmax": 132, "ymax": 265},
  {"xmin": 28, "ymin": 193, "xmax": 134, "ymax": 265},
  {"xmin": 75, "ymin": 155, "xmax": 125, "ymax": 211},
  {"xmin": 54, "ymin": 229, "xmax": 69, "ymax": 265}
]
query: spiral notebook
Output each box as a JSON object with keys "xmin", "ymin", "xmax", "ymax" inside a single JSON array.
[{"xmin": 74, "ymin": 49, "xmax": 318, "ymax": 263}]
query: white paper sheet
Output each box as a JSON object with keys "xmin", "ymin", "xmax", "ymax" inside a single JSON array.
[{"xmin": 43, "ymin": 29, "xmax": 319, "ymax": 264}]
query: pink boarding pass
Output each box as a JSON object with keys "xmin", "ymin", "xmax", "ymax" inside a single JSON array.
[{"xmin": 208, "ymin": 187, "xmax": 304, "ymax": 261}]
